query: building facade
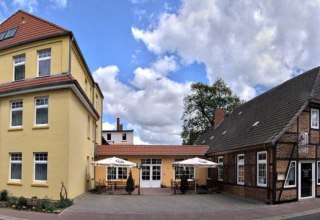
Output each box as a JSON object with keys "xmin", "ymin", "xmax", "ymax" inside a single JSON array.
[
  {"xmin": 95, "ymin": 145, "xmax": 208, "ymax": 188},
  {"xmin": 198, "ymin": 67, "xmax": 320, "ymax": 204},
  {"xmin": 0, "ymin": 10, "xmax": 103, "ymax": 200},
  {"xmin": 102, "ymin": 118, "xmax": 134, "ymax": 145}
]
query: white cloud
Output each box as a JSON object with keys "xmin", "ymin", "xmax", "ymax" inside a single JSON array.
[
  {"xmin": 93, "ymin": 59, "xmax": 190, "ymax": 144},
  {"xmin": 50, "ymin": 0, "xmax": 67, "ymax": 9},
  {"xmin": 102, "ymin": 121, "xmax": 115, "ymax": 131},
  {"xmin": 132, "ymin": 0, "xmax": 320, "ymax": 100},
  {"xmin": 12, "ymin": 0, "xmax": 38, "ymax": 13},
  {"xmin": 134, "ymin": 136, "xmax": 149, "ymax": 145}
]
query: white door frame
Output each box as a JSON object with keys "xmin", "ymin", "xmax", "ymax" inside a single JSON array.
[
  {"xmin": 298, "ymin": 161, "xmax": 315, "ymax": 200},
  {"xmin": 140, "ymin": 162, "xmax": 162, "ymax": 188}
]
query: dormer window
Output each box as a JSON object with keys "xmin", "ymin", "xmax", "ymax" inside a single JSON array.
[{"xmin": 311, "ymin": 108, "xmax": 319, "ymax": 129}]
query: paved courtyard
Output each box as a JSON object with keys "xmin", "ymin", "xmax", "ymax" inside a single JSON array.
[
  {"xmin": 0, "ymin": 191, "xmax": 320, "ymax": 219},
  {"xmin": 67, "ymin": 191, "xmax": 265, "ymax": 214}
]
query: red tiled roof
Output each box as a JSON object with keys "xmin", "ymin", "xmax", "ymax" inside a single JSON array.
[
  {"xmin": 0, "ymin": 10, "xmax": 70, "ymax": 50},
  {"xmin": 96, "ymin": 145, "xmax": 209, "ymax": 156},
  {"xmin": 0, "ymin": 74, "xmax": 75, "ymax": 94}
]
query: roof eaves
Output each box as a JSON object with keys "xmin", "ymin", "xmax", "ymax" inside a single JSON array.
[{"xmin": 0, "ymin": 32, "xmax": 72, "ymax": 52}]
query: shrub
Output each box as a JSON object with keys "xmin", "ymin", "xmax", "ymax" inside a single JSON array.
[
  {"xmin": 0, "ymin": 190, "xmax": 8, "ymax": 201},
  {"xmin": 180, "ymin": 172, "xmax": 189, "ymax": 194},
  {"xmin": 56, "ymin": 198, "xmax": 73, "ymax": 209},
  {"xmin": 17, "ymin": 196, "xmax": 27, "ymax": 207},
  {"xmin": 7, "ymin": 197, "xmax": 17, "ymax": 206},
  {"xmin": 125, "ymin": 170, "xmax": 135, "ymax": 195}
]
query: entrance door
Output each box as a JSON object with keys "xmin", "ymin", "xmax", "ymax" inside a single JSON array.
[
  {"xmin": 299, "ymin": 162, "xmax": 315, "ymax": 199},
  {"xmin": 140, "ymin": 159, "xmax": 162, "ymax": 188}
]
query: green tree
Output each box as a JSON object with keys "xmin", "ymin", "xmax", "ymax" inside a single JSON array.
[
  {"xmin": 125, "ymin": 170, "xmax": 135, "ymax": 195},
  {"xmin": 179, "ymin": 171, "xmax": 189, "ymax": 194},
  {"xmin": 181, "ymin": 78, "xmax": 241, "ymax": 145}
]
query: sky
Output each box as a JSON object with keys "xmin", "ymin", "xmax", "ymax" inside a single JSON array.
[{"xmin": 1, "ymin": 0, "xmax": 320, "ymax": 145}]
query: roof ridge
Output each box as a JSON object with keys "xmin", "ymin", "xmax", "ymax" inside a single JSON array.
[
  {"xmin": 15, "ymin": 10, "xmax": 70, "ymax": 33},
  {"xmin": 310, "ymin": 67, "xmax": 320, "ymax": 98},
  {"xmin": 238, "ymin": 66, "xmax": 320, "ymax": 110}
]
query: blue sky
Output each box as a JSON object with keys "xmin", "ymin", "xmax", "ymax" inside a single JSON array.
[{"xmin": 1, "ymin": 0, "xmax": 320, "ymax": 144}]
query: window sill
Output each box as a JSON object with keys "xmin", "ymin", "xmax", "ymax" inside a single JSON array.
[
  {"xmin": 7, "ymin": 181, "xmax": 22, "ymax": 186},
  {"xmin": 31, "ymin": 182, "xmax": 48, "ymax": 187},
  {"xmin": 284, "ymin": 185, "xmax": 296, "ymax": 189},
  {"xmin": 8, "ymin": 127, "xmax": 23, "ymax": 131},
  {"xmin": 32, "ymin": 125, "xmax": 49, "ymax": 130}
]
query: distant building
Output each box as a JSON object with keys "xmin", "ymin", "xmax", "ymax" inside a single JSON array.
[{"xmin": 102, "ymin": 118, "xmax": 134, "ymax": 145}]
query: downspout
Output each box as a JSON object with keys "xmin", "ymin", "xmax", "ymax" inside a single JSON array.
[{"xmin": 69, "ymin": 36, "xmax": 73, "ymax": 74}]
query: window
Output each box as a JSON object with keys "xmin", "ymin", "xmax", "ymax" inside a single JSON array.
[
  {"xmin": 85, "ymin": 79, "xmax": 88, "ymax": 94},
  {"xmin": 107, "ymin": 159, "xmax": 128, "ymax": 180},
  {"xmin": 95, "ymin": 94, "xmax": 98, "ymax": 108},
  {"xmin": 174, "ymin": 159, "xmax": 194, "ymax": 180},
  {"xmin": 107, "ymin": 133, "xmax": 111, "ymax": 140},
  {"xmin": 285, "ymin": 161, "xmax": 296, "ymax": 187},
  {"xmin": 10, "ymin": 153, "xmax": 22, "ymax": 181},
  {"xmin": 13, "ymin": 55, "xmax": 25, "ymax": 81},
  {"xmin": 34, "ymin": 153, "xmax": 48, "ymax": 181},
  {"xmin": 35, "ymin": 97, "xmax": 48, "ymax": 125},
  {"xmin": 218, "ymin": 156, "xmax": 224, "ymax": 181},
  {"xmin": 87, "ymin": 116, "xmax": 90, "ymax": 139},
  {"xmin": 318, "ymin": 162, "xmax": 320, "ymax": 185},
  {"xmin": 11, "ymin": 101, "xmax": 23, "ymax": 127},
  {"xmin": 311, "ymin": 109, "xmax": 319, "ymax": 129},
  {"xmin": 237, "ymin": 154, "xmax": 245, "ymax": 185},
  {"xmin": 92, "ymin": 121, "xmax": 95, "ymax": 141},
  {"xmin": 38, "ymin": 50, "xmax": 51, "ymax": 77},
  {"xmin": 257, "ymin": 151, "xmax": 267, "ymax": 187},
  {"xmin": 4, "ymin": 28, "xmax": 17, "ymax": 39},
  {"xmin": 122, "ymin": 133, "xmax": 127, "ymax": 141}
]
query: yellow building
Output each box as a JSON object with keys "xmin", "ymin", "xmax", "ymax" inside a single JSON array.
[
  {"xmin": 0, "ymin": 10, "xmax": 103, "ymax": 200},
  {"xmin": 96, "ymin": 145, "xmax": 209, "ymax": 188}
]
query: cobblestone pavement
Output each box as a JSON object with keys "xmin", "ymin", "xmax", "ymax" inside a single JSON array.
[{"xmin": 0, "ymin": 192, "xmax": 320, "ymax": 220}]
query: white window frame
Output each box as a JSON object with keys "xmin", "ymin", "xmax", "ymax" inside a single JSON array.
[
  {"xmin": 218, "ymin": 156, "xmax": 223, "ymax": 181},
  {"xmin": 237, "ymin": 154, "xmax": 245, "ymax": 185},
  {"xmin": 34, "ymin": 153, "xmax": 48, "ymax": 182},
  {"xmin": 317, "ymin": 161, "xmax": 320, "ymax": 185},
  {"xmin": 257, "ymin": 151, "xmax": 267, "ymax": 187},
  {"xmin": 37, "ymin": 49, "xmax": 51, "ymax": 77},
  {"xmin": 13, "ymin": 55, "xmax": 25, "ymax": 81},
  {"xmin": 311, "ymin": 108, "xmax": 319, "ymax": 129},
  {"xmin": 9, "ymin": 153, "xmax": 22, "ymax": 181},
  {"xmin": 34, "ymin": 97, "xmax": 48, "ymax": 126},
  {"xmin": 10, "ymin": 100, "xmax": 23, "ymax": 128},
  {"xmin": 284, "ymin": 161, "xmax": 296, "ymax": 188},
  {"xmin": 107, "ymin": 163, "xmax": 128, "ymax": 180}
]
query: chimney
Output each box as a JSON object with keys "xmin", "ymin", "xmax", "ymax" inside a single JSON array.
[
  {"xmin": 214, "ymin": 108, "xmax": 224, "ymax": 129},
  {"xmin": 116, "ymin": 118, "xmax": 120, "ymax": 131},
  {"xmin": 120, "ymin": 124, "xmax": 123, "ymax": 131}
]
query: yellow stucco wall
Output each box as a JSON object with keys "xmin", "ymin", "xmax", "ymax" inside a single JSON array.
[
  {"xmin": 95, "ymin": 156, "xmax": 208, "ymax": 187},
  {"xmin": 0, "ymin": 36, "xmax": 70, "ymax": 84},
  {"xmin": 0, "ymin": 35, "xmax": 102, "ymax": 200},
  {"xmin": 68, "ymin": 91, "xmax": 95, "ymax": 198},
  {"xmin": 0, "ymin": 90, "xmax": 70, "ymax": 199},
  {"xmin": 70, "ymin": 46, "xmax": 94, "ymax": 102}
]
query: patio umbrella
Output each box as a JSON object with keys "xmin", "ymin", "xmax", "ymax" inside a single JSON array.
[
  {"xmin": 173, "ymin": 157, "xmax": 218, "ymax": 192},
  {"xmin": 92, "ymin": 157, "xmax": 137, "ymax": 192}
]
